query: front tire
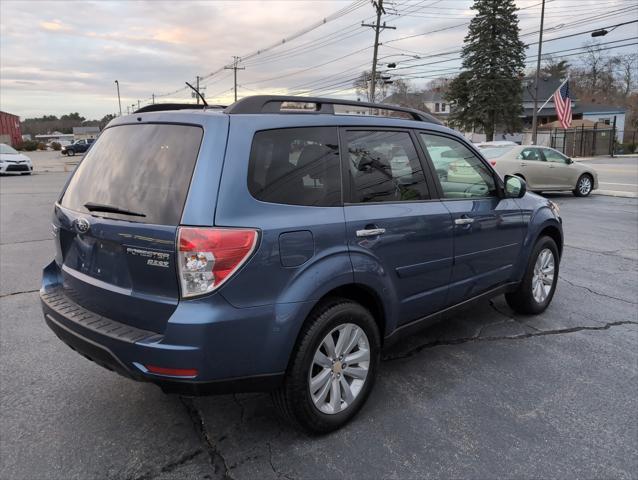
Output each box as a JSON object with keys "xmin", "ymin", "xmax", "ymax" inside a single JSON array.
[
  {"xmin": 67, "ymin": 149, "xmax": 75, "ymax": 157},
  {"xmin": 506, "ymin": 236, "xmax": 559, "ymax": 314},
  {"xmin": 573, "ymin": 174, "xmax": 593, "ymax": 197},
  {"xmin": 272, "ymin": 298, "xmax": 380, "ymax": 434}
]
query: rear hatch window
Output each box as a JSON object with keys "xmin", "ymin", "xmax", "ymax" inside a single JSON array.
[{"xmin": 61, "ymin": 123, "xmax": 203, "ymax": 225}]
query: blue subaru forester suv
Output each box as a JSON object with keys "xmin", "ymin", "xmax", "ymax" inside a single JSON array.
[{"xmin": 41, "ymin": 96, "xmax": 562, "ymax": 432}]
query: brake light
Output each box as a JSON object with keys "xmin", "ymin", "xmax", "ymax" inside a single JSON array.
[
  {"xmin": 177, "ymin": 227, "xmax": 258, "ymax": 298},
  {"xmin": 490, "ymin": 160, "xmax": 497, "ymax": 166}
]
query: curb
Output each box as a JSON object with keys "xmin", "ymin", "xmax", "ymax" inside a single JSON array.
[{"xmin": 592, "ymin": 190, "xmax": 638, "ymax": 198}]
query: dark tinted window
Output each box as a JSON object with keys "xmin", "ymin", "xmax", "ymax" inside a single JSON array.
[
  {"xmin": 346, "ymin": 130, "xmax": 429, "ymax": 203},
  {"xmin": 61, "ymin": 124, "xmax": 203, "ymax": 225},
  {"xmin": 248, "ymin": 127, "xmax": 341, "ymax": 207}
]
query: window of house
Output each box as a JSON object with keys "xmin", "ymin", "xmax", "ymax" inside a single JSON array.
[
  {"xmin": 247, "ymin": 127, "xmax": 341, "ymax": 207},
  {"xmin": 435, "ymin": 103, "xmax": 440, "ymax": 112},
  {"xmin": 346, "ymin": 130, "xmax": 429, "ymax": 203},
  {"xmin": 441, "ymin": 103, "xmax": 446, "ymax": 112}
]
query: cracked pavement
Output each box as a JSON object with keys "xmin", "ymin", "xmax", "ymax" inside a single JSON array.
[{"xmin": 1, "ymin": 173, "xmax": 637, "ymax": 479}]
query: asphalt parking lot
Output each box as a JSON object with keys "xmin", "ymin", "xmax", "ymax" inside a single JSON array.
[{"xmin": 1, "ymin": 166, "xmax": 637, "ymax": 479}]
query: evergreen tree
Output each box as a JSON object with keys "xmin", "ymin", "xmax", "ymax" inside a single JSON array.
[{"xmin": 446, "ymin": 0, "xmax": 525, "ymax": 141}]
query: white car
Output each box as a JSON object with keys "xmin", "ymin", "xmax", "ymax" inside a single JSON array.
[
  {"xmin": 480, "ymin": 145, "xmax": 598, "ymax": 196},
  {"xmin": 0, "ymin": 143, "xmax": 33, "ymax": 175}
]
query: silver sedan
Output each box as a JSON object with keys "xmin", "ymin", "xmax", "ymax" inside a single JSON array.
[{"xmin": 480, "ymin": 145, "xmax": 598, "ymax": 196}]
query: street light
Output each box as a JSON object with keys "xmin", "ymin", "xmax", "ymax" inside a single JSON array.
[
  {"xmin": 114, "ymin": 80, "xmax": 122, "ymax": 116},
  {"xmin": 591, "ymin": 29, "xmax": 608, "ymax": 37}
]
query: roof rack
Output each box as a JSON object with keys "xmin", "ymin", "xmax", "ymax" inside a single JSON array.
[
  {"xmin": 134, "ymin": 103, "xmax": 226, "ymax": 114},
  {"xmin": 223, "ymin": 95, "xmax": 441, "ymax": 124}
]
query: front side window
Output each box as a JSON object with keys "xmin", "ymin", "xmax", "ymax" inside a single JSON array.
[
  {"xmin": 420, "ymin": 133, "xmax": 497, "ymax": 199},
  {"xmin": 543, "ymin": 148, "xmax": 568, "ymax": 163},
  {"xmin": 248, "ymin": 127, "xmax": 341, "ymax": 207},
  {"xmin": 517, "ymin": 148, "xmax": 543, "ymax": 161},
  {"xmin": 346, "ymin": 130, "xmax": 429, "ymax": 203}
]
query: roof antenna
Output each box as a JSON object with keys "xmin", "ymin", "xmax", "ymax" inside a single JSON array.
[{"xmin": 185, "ymin": 81, "xmax": 208, "ymax": 106}]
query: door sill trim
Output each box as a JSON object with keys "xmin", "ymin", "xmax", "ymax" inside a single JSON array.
[{"xmin": 383, "ymin": 282, "xmax": 518, "ymax": 347}]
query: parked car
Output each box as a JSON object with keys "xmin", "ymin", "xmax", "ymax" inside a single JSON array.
[
  {"xmin": 480, "ymin": 145, "xmax": 598, "ymax": 196},
  {"xmin": 0, "ymin": 143, "xmax": 33, "ymax": 175},
  {"xmin": 41, "ymin": 96, "xmax": 563, "ymax": 433},
  {"xmin": 61, "ymin": 138, "xmax": 95, "ymax": 156}
]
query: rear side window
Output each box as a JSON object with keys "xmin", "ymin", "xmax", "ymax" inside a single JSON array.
[
  {"xmin": 61, "ymin": 124, "xmax": 203, "ymax": 225},
  {"xmin": 248, "ymin": 127, "xmax": 341, "ymax": 207},
  {"xmin": 345, "ymin": 130, "xmax": 429, "ymax": 203}
]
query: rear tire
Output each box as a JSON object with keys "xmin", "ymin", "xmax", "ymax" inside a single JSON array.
[
  {"xmin": 573, "ymin": 174, "xmax": 593, "ymax": 197},
  {"xmin": 67, "ymin": 149, "xmax": 75, "ymax": 157},
  {"xmin": 272, "ymin": 298, "xmax": 380, "ymax": 434},
  {"xmin": 506, "ymin": 236, "xmax": 559, "ymax": 314}
]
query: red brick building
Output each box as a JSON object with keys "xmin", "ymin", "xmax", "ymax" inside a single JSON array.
[{"xmin": 0, "ymin": 111, "xmax": 22, "ymax": 146}]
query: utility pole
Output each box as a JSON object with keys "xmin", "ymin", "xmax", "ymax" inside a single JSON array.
[
  {"xmin": 114, "ymin": 80, "xmax": 122, "ymax": 116},
  {"xmin": 362, "ymin": 0, "xmax": 395, "ymax": 102},
  {"xmin": 196, "ymin": 76, "xmax": 201, "ymax": 104},
  {"xmin": 126, "ymin": 105, "xmax": 130, "ymax": 115},
  {"xmin": 531, "ymin": 0, "xmax": 546, "ymax": 145},
  {"xmin": 152, "ymin": 93, "xmax": 155, "ymax": 104},
  {"xmin": 224, "ymin": 56, "xmax": 245, "ymax": 102},
  {"xmin": 137, "ymin": 100, "xmax": 141, "ymax": 110}
]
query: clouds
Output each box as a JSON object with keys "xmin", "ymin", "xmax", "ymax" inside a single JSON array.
[{"xmin": 0, "ymin": 0, "xmax": 633, "ymax": 119}]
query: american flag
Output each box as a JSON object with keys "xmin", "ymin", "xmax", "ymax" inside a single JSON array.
[{"xmin": 553, "ymin": 80, "xmax": 572, "ymax": 129}]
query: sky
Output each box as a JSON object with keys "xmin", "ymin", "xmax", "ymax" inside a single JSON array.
[{"xmin": 1, "ymin": 0, "xmax": 636, "ymax": 120}]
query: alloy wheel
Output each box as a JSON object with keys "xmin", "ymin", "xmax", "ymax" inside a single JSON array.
[
  {"xmin": 578, "ymin": 176, "xmax": 592, "ymax": 195},
  {"xmin": 308, "ymin": 323, "xmax": 370, "ymax": 415},
  {"xmin": 532, "ymin": 248, "xmax": 555, "ymax": 303}
]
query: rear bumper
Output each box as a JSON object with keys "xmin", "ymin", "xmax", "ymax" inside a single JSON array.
[{"xmin": 40, "ymin": 277, "xmax": 288, "ymax": 395}]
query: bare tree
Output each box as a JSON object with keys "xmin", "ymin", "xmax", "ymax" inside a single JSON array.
[
  {"xmin": 353, "ymin": 70, "xmax": 389, "ymax": 102},
  {"xmin": 582, "ymin": 41, "xmax": 605, "ymax": 91},
  {"xmin": 618, "ymin": 53, "xmax": 638, "ymax": 96}
]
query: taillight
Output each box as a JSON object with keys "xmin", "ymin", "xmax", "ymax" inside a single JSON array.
[
  {"xmin": 490, "ymin": 160, "xmax": 497, "ymax": 166},
  {"xmin": 177, "ymin": 227, "xmax": 258, "ymax": 298}
]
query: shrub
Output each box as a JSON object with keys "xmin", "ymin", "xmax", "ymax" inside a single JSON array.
[
  {"xmin": 19, "ymin": 140, "xmax": 39, "ymax": 151},
  {"xmin": 37, "ymin": 142, "xmax": 47, "ymax": 150},
  {"xmin": 51, "ymin": 142, "xmax": 61, "ymax": 151}
]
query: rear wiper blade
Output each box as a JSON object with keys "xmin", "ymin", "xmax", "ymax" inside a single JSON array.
[{"xmin": 84, "ymin": 202, "xmax": 146, "ymax": 218}]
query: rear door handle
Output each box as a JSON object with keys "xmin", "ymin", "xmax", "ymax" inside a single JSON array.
[
  {"xmin": 356, "ymin": 228, "xmax": 386, "ymax": 237},
  {"xmin": 454, "ymin": 218, "xmax": 474, "ymax": 225}
]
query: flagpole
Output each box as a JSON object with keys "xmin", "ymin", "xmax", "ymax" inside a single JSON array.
[
  {"xmin": 531, "ymin": 0, "xmax": 546, "ymax": 145},
  {"xmin": 537, "ymin": 75, "xmax": 569, "ymax": 114}
]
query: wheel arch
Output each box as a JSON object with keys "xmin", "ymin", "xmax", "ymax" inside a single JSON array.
[{"xmin": 538, "ymin": 224, "xmax": 563, "ymax": 258}]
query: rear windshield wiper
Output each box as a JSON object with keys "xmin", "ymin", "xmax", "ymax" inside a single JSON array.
[{"xmin": 84, "ymin": 202, "xmax": 146, "ymax": 218}]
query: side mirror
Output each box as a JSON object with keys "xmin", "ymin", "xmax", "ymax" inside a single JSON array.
[
  {"xmin": 566, "ymin": 157, "xmax": 573, "ymax": 164},
  {"xmin": 504, "ymin": 175, "xmax": 526, "ymax": 198}
]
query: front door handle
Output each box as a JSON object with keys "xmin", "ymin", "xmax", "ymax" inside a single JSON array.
[
  {"xmin": 454, "ymin": 217, "xmax": 474, "ymax": 225},
  {"xmin": 356, "ymin": 228, "xmax": 386, "ymax": 237}
]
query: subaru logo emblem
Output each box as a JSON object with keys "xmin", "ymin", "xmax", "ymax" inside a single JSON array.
[{"xmin": 74, "ymin": 217, "xmax": 90, "ymax": 234}]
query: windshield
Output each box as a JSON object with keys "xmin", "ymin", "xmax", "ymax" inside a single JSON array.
[
  {"xmin": 481, "ymin": 146, "xmax": 516, "ymax": 159},
  {"xmin": 60, "ymin": 124, "xmax": 203, "ymax": 225},
  {"xmin": 0, "ymin": 144, "xmax": 19, "ymax": 155}
]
